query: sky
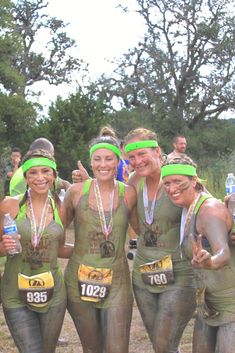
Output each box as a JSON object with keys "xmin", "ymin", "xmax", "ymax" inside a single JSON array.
[{"xmin": 33, "ymin": 0, "xmax": 145, "ymax": 113}]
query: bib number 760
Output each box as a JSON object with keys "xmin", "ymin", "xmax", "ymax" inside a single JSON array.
[{"xmin": 148, "ymin": 273, "xmax": 168, "ymax": 285}]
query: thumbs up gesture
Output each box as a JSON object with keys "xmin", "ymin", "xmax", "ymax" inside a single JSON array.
[
  {"xmin": 190, "ymin": 233, "xmax": 212, "ymax": 269},
  {"xmin": 72, "ymin": 161, "xmax": 90, "ymax": 183}
]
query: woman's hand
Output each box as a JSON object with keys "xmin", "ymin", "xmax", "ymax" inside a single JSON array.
[
  {"xmin": 1, "ymin": 234, "xmax": 20, "ymax": 255},
  {"xmin": 190, "ymin": 233, "xmax": 212, "ymax": 269},
  {"xmin": 72, "ymin": 161, "xmax": 90, "ymax": 183}
]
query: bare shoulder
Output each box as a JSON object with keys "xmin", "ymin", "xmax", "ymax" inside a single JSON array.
[
  {"xmin": 123, "ymin": 183, "xmax": 137, "ymax": 209},
  {"xmin": 124, "ymin": 183, "xmax": 137, "ymax": 198},
  {"xmin": 127, "ymin": 171, "xmax": 140, "ymax": 189},
  {"xmin": 65, "ymin": 181, "xmax": 86, "ymax": 205},
  {"xmin": 199, "ymin": 197, "xmax": 232, "ymax": 228},
  {"xmin": 0, "ymin": 197, "xmax": 19, "ymax": 217}
]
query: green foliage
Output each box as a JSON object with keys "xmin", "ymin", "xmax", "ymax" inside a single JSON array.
[
  {"xmin": 198, "ymin": 151, "xmax": 235, "ymax": 200},
  {"xmin": 0, "ymin": 93, "xmax": 37, "ymax": 149},
  {"xmin": 11, "ymin": 0, "xmax": 83, "ymax": 96},
  {"xmin": 37, "ymin": 89, "xmax": 110, "ymax": 180},
  {"xmin": 110, "ymin": 107, "xmax": 155, "ymax": 140},
  {"xmin": 103, "ymin": 0, "xmax": 235, "ymax": 130}
]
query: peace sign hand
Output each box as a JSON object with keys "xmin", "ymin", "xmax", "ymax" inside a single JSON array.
[{"xmin": 190, "ymin": 233, "xmax": 212, "ymax": 269}]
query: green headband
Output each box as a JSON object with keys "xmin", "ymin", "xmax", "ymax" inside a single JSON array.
[
  {"xmin": 22, "ymin": 157, "xmax": 57, "ymax": 173},
  {"xmin": 90, "ymin": 143, "xmax": 121, "ymax": 158},
  {"xmin": 125, "ymin": 140, "xmax": 158, "ymax": 153},
  {"xmin": 161, "ymin": 164, "xmax": 197, "ymax": 178}
]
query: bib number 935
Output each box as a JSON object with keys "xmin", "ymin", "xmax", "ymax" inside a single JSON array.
[{"xmin": 26, "ymin": 291, "xmax": 48, "ymax": 304}]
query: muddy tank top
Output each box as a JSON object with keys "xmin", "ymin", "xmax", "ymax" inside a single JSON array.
[
  {"xmin": 64, "ymin": 179, "xmax": 133, "ymax": 308},
  {"xmin": 182, "ymin": 192, "xmax": 235, "ymax": 326},
  {"xmin": 1, "ymin": 196, "xmax": 66, "ymax": 313},
  {"xmin": 133, "ymin": 178, "xmax": 194, "ymax": 293}
]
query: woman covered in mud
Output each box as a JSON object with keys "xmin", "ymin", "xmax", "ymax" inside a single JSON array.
[
  {"xmin": 161, "ymin": 154, "xmax": 235, "ymax": 353},
  {"xmin": 0, "ymin": 149, "xmax": 71, "ymax": 353},
  {"xmin": 123, "ymin": 128, "xmax": 196, "ymax": 353},
  {"xmin": 62, "ymin": 127, "xmax": 138, "ymax": 353}
]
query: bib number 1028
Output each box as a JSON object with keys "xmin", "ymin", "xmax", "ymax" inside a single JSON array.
[{"xmin": 80, "ymin": 283, "xmax": 107, "ymax": 299}]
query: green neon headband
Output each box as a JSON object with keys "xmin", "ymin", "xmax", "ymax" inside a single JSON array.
[
  {"xmin": 22, "ymin": 158, "xmax": 57, "ymax": 173},
  {"xmin": 161, "ymin": 164, "xmax": 197, "ymax": 177},
  {"xmin": 125, "ymin": 140, "xmax": 158, "ymax": 153},
  {"xmin": 90, "ymin": 143, "xmax": 121, "ymax": 158}
]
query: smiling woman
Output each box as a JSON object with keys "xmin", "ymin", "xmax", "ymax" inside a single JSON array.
[
  {"xmin": 161, "ymin": 154, "xmax": 235, "ymax": 353},
  {"xmin": 0, "ymin": 149, "xmax": 72, "ymax": 353},
  {"xmin": 62, "ymin": 126, "xmax": 138, "ymax": 353}
]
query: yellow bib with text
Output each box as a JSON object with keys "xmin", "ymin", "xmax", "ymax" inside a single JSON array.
[
  {"xmin": 78, "ymin": 264, "xmax": 113, "ymax": 302},
  {"xmin": 140, "ymin": 255, "xmax": 174, "ymax": 286},
  {"xmin": 18, "ymin": 271, "xmax": 54, "ymax": 307}
]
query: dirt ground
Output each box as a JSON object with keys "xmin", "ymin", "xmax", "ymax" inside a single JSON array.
[{"xmin": 0, "ymin": 228, "xmax": 194, "ymax": 353}]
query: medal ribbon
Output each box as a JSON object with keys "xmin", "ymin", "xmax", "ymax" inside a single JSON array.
[
  {"xmin": 180, "ymin": 193, "xmax": 201, "ymax": 246},
  {"xmin": 28, "ymin": 189, "xmax": 50, "ymax": 248},
  {"xmin": 143, "ymin": 179, "xmax": 157, "ymax": 225},
  {"xmin": 94, "ymin": 179, "xmax": 115, "ymax": 240}
]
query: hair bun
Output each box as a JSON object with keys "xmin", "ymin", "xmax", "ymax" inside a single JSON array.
[{"xmin": 99, "ymin": 126, "xmax": 117, "ymax": 138}]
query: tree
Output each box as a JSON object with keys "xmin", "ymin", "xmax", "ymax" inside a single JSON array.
[
  {"xmin": 0, "ymin": 0, "xmax": 24, "ymax": 93},
  {"xmin": 37, "ymin": 88, "xmax": 110, "ymax": 180},
  {"xmin": 0, "ymin": 93, "xmax": 37, "ymax": 149},
  {"xmin": 99, "ymin": 0, "xmax": 235, "ymax": 130},
  {"xmin": 7, "ymin": 0, "xmax": 84, "ymax": 96}
]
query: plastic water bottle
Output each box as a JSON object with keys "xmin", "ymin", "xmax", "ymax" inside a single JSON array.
[
  {"xmin": 59, "ymin": 189, "xmax": 66, "ymax": 202},
  {"xmin": 225, "ymin": 173, "xmax": 235, "ymax": 195},
  {"xmin": 3, "ymin": 213, "xmax": 22, "ymax": 256}
]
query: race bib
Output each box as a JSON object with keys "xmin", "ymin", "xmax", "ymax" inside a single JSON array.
[
  {"xmin": 18, "ymin": 271, "xmax": 54, "ymax": 307},
  {"xmin": 140, "ymin": 255, "xmax": 174, "ymax": 286},
  {"xmin": 78, "ymin": 264, "xmax": 113, "ymax": 302}
]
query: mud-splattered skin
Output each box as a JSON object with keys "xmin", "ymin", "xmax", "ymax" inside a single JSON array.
[
  {"xmin": 163, "ymin": 171, "xmax": 235, "ymax": 353},
  {"xmin": 63, "ymin": 145, "xmax": 138, "ymax": 353},
  {"xmin": 125, "ymin": 133, "xmax": 196, "ymax": 353}
]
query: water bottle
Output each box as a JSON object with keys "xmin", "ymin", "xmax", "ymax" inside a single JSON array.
[
  {"xmin": 3, "ymin": 213, "xmax": 22, "ymax": 256},
  {"xmin": 59, "ymin": 189, "xmax": 66, "ymax": 202},
  {"xmin": 225, "ymin": 173, "xmax": 235, "ymax": 195}
]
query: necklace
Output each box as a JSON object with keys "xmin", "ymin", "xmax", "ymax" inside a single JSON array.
[
  {"xmin": 28, "ymin": 189, "xmax": 50, "ymax": 249},
  {"xmin": 94, "ymin": 179, "xmax": 116, "ymax": 258},
  {"xmin": 180, "ymin": 192, "xmax": 201, "ymax": 246},
  {"xmin": 143, "ymin": 178, "xmax": 158, "ymax": 225}
]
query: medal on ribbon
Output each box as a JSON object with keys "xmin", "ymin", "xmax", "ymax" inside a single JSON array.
[
  {"xmin": 94, "ymin": 179, "xmax": 116, "ymax": 258},
  {"xmin": 28, "ymin": 189, "xmax": 50, "ymax": 269}
]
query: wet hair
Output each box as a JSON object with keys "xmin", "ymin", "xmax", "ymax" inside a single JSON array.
[
  {"xmin": 99, "ymin": 125, "xmax": 117, "ymax": 138},
  {"xmin": 22, "ymin": 149, "xmax": 56, "ymax": 167},
  {"xmin": 162, "ymin": 154, "xmax": 204, "ymax": 191},
  {"xmin": 29, "ymin": 138, "xmax": 54, "ymax": 156},
  {"xmin": 20, "ymin": 149, "xmax": 60, "ymax": 207},
  {"xmin": 90, "ymin": 126, "xmax": 120, "ymax": 151},
  {"xmin": 124, "ymin": 128, "xmax": 158, "ymax": 145}
]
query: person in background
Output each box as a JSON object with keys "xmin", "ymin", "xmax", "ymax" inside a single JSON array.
[
  {"xmin": 116, "ymin": 141, "xmax": 132, "ymax": 183},
  {"xmin": 62, "ymin": 127, "xmax": 138, "ymax": 353},
  {"xmin": 4, "ymin": 147, "xmax": 22, "ymax": 196},
  {"xmin": 10, "ymin": 138, "xmax": 70, "ymax": 197},
  {"xmin": 123, "ymin": 128, "xmax": 196, "ymax": 353},
  {"xmin": 0, "ymin": 149, "xmax": 72, "ymax": 353},
  {"xmin": 168, "ymin": 135, "xmax": 187, "ymax": 158},
  {"xmin": 161, "ymin": 154, "xmax": 234, "ymax": 353}
]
